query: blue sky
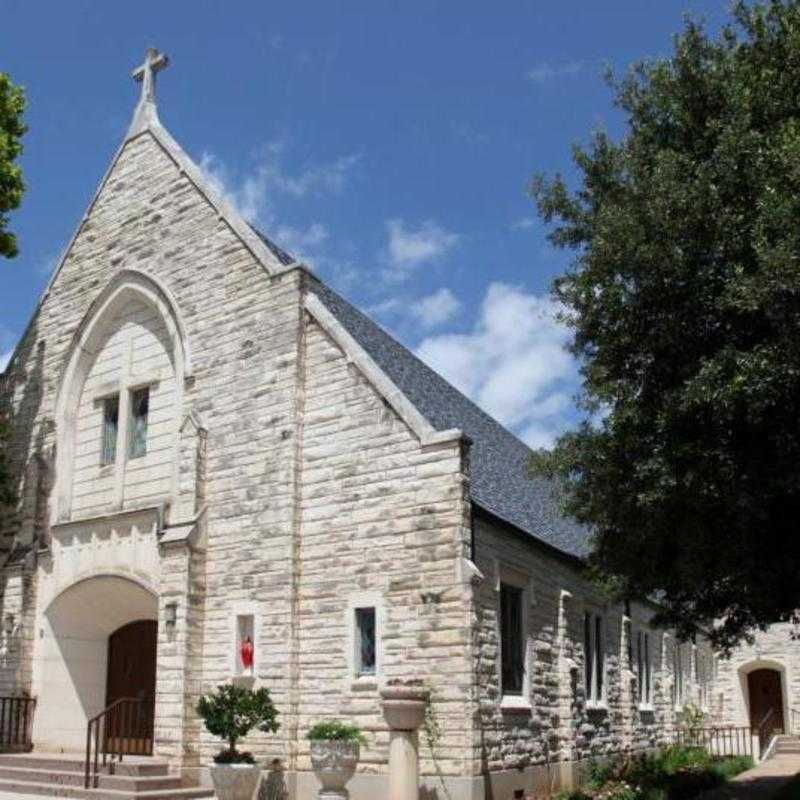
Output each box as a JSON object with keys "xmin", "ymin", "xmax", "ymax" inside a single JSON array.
[{"xmin": 1, "ymin": 0, "xmax": 731, "ymax": 446}]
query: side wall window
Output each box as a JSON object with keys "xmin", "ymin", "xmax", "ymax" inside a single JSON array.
[
  {"xmin": 673, "ymin": 643, "xmax": 685, "ymax": 707},
  {"xmin": 637, "ymin": 630, "xmax": 652, "ymax": 706},
  {"xmin": 584, "ymin": 611, "xmax": 605, "ymax": 704},
  {"xmin": 355, "ymin": 607, "xmax": 376, "ymax": 677},
  {"xmin": 500, "ymin": 583, "xmax": 524, "ymax": 696}
]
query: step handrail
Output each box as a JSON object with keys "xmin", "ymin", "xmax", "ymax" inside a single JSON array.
[{"xmin": 84, "ymin": 695, "xmax": 153, "ymax": 789}]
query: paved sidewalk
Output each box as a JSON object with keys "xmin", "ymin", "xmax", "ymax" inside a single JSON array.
[{"xmin": 704, "ymin": 754, "xmax": 800, "ymax": 800}]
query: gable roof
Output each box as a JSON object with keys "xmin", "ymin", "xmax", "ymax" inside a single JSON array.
[{"xmin": 303, "ymin": 276, "xmax": 593, "ymax": 560}]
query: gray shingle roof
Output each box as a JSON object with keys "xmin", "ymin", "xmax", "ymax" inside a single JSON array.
[{"xmin": 250, "ymin": 224, "xmax": 591, "ymax": 559}]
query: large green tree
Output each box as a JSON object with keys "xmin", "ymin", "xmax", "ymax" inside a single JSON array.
[
  {"xmin": 531, "ymin": 0, "xmax": 800, "ymax": 651},
  {"xmin": 0, "ymin": 72, "xmax": 25, "ymax": 259}
]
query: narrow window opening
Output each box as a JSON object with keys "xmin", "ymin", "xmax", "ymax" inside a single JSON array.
[
  {"xmin": 637, "ymin": 631, "xmax": 652, "ymax": 705},
  {"xmin": 584, "ymin": 611, "xmax": 605, "ymax": 703},
  {"xmin": 101, "ymin": 395, "xmax": 119, "ymax": 466},
  {"xmin": 355, "ymin": 607, "xmax": 376, "ymax": 676},
  {"xmin": 500, "ymin": 583, "xmax": 524, "ymax": 696},
  {"xmin": 129, "ymin": 386, "xmax": 150, "ymax": 459}
]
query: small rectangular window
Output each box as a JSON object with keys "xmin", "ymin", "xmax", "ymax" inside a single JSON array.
[
  {"xmin": 101, "ymin": 395, "xmax": 119, "ymax": 465},
  {"xmin": 500, "ymin": 583, "xmax": 524, "ymax": 696},
  {"xmin": 584, "ymin": 611, "xmax": 605, "ymax": 703},
  {"xmin": 129, "ymin": 387, "xmax": 149, "ymax": 459},
  {"xmin": 355, "ymin": 607, "xmax": 376, "ymax": 676}
]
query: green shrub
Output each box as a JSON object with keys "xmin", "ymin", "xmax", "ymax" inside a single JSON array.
[
  {"xmin": 307, "ymin": 720, "xmax": 366, "ymax": 744},
  {"xmin": 555, "ymin": 791, "xmax": 593, "ymax": 800},
  {"xmin": 578, "ymin": 746, "xmax": 753, "ymax": 800},
  {"xmin": 196, "ymin": 684, "xmax": 280, "ymax": 764}
]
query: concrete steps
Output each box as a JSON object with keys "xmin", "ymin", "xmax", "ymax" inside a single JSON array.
[
  {"xmin": 0, "ymin": 754, "xmax": 214, "ymax": 800},
  {"xmin": 772, "ymin": 735, "xmax": 800, "ymax": 755}
]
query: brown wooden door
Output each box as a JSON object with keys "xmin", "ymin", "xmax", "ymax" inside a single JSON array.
[
  {"xmin": 748, "ymin": 668, "xmax": 784, "ymax": 739},
  {"xmin": 106, "ymin": 620, "xmax": 157, "ymax": 754}
]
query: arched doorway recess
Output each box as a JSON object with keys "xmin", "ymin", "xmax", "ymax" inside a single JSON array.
[{"xmin": 33, "ymin": 576, "xmax": 158, "ymax": 752}]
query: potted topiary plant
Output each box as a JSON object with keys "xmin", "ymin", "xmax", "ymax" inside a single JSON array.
[
  {"xmin": 196, "ymin": 684, "xmax": 280, "ymax": 800},
  {"xmin": 307, "ymin": 720, "xmax": 365, "ymax": 799}
]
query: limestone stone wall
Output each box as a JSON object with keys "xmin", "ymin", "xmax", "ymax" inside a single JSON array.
[
  {"xmin": 288, "ymin": 314, "xmax": 473, "ymax": 780},
  {"xmin": 470, "ymin": 514, "xmax": 706, "ymax": 781},
  {"xmin": 0, "ymin": 129, "xmax": 303, "ymax": 763}
]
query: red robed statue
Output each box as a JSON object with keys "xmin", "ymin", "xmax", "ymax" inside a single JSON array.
[{"xmin": 240, "ymin": 635, "xmax": 254, "ymax": 670}]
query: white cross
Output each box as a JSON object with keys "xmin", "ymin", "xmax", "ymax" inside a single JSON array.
[{"xmin": 131, "ymin": 48, "xmax": 169, "ymax": 106}]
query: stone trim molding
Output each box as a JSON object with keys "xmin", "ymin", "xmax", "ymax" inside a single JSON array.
[
  {"xmin": 304, "ymin": 293, "xmax": 463, "ymax": 448},
  {"xmin": 52, "ymin": 270, "xmax": 188, "ymax": 525}
]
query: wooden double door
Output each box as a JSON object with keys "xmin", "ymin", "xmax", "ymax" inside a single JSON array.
[{"xmin": 105, "ymin": 619, "xmax": 157, "ymax": 754}]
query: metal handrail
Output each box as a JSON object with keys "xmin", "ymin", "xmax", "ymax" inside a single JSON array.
[
  {"xmin": 0, "ymin": 696, "xmax": 36, "ymax": 752},
  {"xmin": 84, "ymin": 696, "xmax": 153, "ymax": 789},
  {"xmin": 756, "ymin": 708, "xmax": 782, "ymax": 760}
]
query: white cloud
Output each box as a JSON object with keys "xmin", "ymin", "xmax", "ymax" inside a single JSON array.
[
  {"xmin": 370, "ymin": 287, "xmax": 462, "ymax": 331},
  {"xmin": 384, "ymin": 219, "xmax": 459, "ymax": 281},
  {"xmin": 199, "ymin": 144, "xmax": 361, "ymax": 227},
  {"xmin": 0, "ymin": 349, "xmax": 12, "ymax": 373},
  {"xmin": 198, "ymin": 144, "xmax": 360, "ymax": 271},
  {"xmin": 527, "ymin": 61, "xmax": 583, "ymax": 84},
  {"xmin": 410, "ymin": 288, "xmax": 461, "ymax": 329},
  {"xmin": 511, "ymin": 217, "xmax": 536, "ymax": 231},
  {"xmin": 416, "ymin": 283, "xmax": 578, "ymax": 448}
]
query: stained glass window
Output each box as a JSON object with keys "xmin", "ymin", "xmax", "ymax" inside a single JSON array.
[
  {"xmin": 355, "ymin": 607, "xmax": 376, "ymax": 676},
  {"xmin": 500, "ymin": 583, "xmax": 524, "ymax": 695},
  {"xmin": 101, "ymin": 395, "xmax": 119, "ymax": 465},
  {"xmin": 129, "ymin": 387, "xmax": 149, "ymax": 459}
]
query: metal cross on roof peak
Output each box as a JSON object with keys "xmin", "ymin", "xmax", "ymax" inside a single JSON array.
[{"xmin": 131, "ymin": 48, "xmax": 169, "ymax": 107}]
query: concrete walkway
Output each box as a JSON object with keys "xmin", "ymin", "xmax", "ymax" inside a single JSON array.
[{"xmin": 704, "ymin": 754, "xmax": 800, "ymax": 800}]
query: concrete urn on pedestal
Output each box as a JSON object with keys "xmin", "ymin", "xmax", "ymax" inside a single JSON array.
[
  {"xmin": 380, "ymin": 682, "xmax": 431, "ymax": 800},
  {"xmin": 309, "ymin": 740, "xmax": 360, "ymax": 799}
]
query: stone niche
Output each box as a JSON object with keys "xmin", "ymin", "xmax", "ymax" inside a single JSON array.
[{"xmin": 230, "ymin": 603, "xmax": 258, "ymax": 685}]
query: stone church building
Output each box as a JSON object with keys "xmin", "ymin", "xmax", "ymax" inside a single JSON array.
[{"xmin": 0, "ymin": 50, "xmax": 797, "ymax": 800}]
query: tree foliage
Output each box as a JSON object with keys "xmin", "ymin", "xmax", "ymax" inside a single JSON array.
[
  {"xmin": 531, "ymin": 0, "xmax": 800, "ymax": 651},
  {"xmin": 0, "ymin": 72, "xmax": 25, "ymax": 259},
  {"xmin": 196, "ymin": 684, "xmax": 280, "ymax": 763}
]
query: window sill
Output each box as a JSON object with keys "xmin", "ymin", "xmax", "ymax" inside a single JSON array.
[
  {"xmin": 500, "ymin": 696, "xmax": 532, "ymax": 714},
  {"xmin": 350, "ymin": 676, "xmax": 379, "ymax": 692},
  {"xmin": 638, "ymin": 703, "xmax": 655, "ymax": 713},
  {"xmin": 586, "ymin": 701, "xmax": 609, "ymax": 712}
]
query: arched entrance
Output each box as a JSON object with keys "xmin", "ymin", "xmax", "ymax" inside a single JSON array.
[
  {"xmin": 32, "ymin": 576, "xmax": 158, "ymax": 752},
  {"xmin": 747, "ymin": 668, "xmax": 785, "ymax": 741}
]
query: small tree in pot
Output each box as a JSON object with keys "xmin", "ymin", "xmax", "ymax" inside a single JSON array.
[
  {"xmin": 196, "ymin": 684, "xmax": 279, "ymax": 800},
  {"xmin": 307, "ymin": 721, "xmax": 365, "ymax": 799}
]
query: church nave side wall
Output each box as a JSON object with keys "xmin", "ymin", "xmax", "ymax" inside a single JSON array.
[{"xmin": 471, "ymin": 516, "xmax": 708, "ymax": 792}]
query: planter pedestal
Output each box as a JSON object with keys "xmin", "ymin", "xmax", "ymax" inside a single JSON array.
[{"xmin": 380, "ymin": 684, "xmax": 430, "ymax": 800}]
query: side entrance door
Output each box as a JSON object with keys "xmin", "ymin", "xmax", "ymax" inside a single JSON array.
[
  {"xmin": 106, "ymin": 619, "xmax": 158, "ymax": 754},
  {"xmin": 748, "ymin": 668, "xmax": 784, "ymax": 742}
]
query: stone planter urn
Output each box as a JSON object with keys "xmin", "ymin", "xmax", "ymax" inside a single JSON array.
[
  {"xmin": 309, "ymin": 740, "xmax": 360, "ymax": 799},
  {"xmin": 209, "ymin": 763, "xmax": 262, "ymax": 800}
]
